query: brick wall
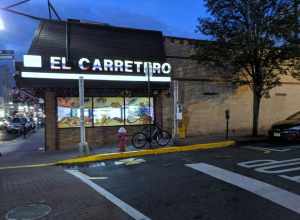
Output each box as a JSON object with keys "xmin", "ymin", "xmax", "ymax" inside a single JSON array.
[
  {"xmin": 164, "ymin": 36, "xmax": 300, "ymax": 137},
  {"xmin": 44, "ymin": 91, "xmax": 57, "ymax": 150}
]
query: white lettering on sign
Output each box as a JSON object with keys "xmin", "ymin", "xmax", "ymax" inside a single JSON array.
[
  {"xmin": 134, "ymin": 61, "xmax": 143, "ymax": 72},
  {"xmin": 50, "ymin": 57, "xmax": 61, "ymax": 70},
  {"xmin": 78, "ymin": 58, "xmax": 90, "ymax": 70},
  {"xmin": 238, "ymin": 158, "xmax": 300, "ymax": 184},
  {"xmin": 92, "ymin": 59, "xmax": 103, "ymax": 71},
  {"xmin": 103, "ymin": 59, "xmax": 114, "ymax": 71},
  {"xmin": 152, "ymin": 62, "xmax": 161, "ymax": 74},
  {"xmin": 124, "ymin": 60, "xmax": 133, "ymax": 73},
  {"xmin": 24, "ymin": 55, "xmax": 172, "ymax": 75},
  {"xmin": 61, "ymin": 57, "xmax": 71, "ymax": 70},
  {"xmin": 161, "ymin": 63, "xmax": 172, "ymax": 74},
  {"xmin": 114, "ymin": 60, "xmax": 123, "ymax": 72}
]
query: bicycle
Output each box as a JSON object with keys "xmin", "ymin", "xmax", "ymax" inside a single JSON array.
[{"xmin": 132, "ymin": 124, "xmax": 172, "ymax": 149}]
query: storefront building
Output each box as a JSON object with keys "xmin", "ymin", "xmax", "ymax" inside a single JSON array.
[{"xmin": 17, "ymin": 20, "xmax": 300, "ymax": 151}]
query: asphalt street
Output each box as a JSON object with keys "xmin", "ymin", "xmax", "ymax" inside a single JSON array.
[
  {"xmin": 2, "ymin": 141, "xmax": 300, "ymax": 220},
  {"xmin": 0, "ymin": 129, "xmax": 17, "ymax": 143},
  {"xmin": 71, "ymin": 142, "xmax": 300, "ymax": 220}
]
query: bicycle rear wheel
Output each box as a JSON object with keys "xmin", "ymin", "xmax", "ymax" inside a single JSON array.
[
  {"xmin": 156, "ymin": 130, "xmax": 171, "ymax": 146},
  {"xmin": 132, "ymin": 132, "xmax": 147, "ymax": 149}
]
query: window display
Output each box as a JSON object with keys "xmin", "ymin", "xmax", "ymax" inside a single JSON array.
[
  {"xmin": 57, "ymin": 96, "xmax": 154, "ymax": 128},
  {"xmin": 125, "ymin": 97, "xmax": 154, "ymax": 125},
  {"xmin": 57, "ymin": 97, "xmax": 93, "ymax": 128},
  {"xmin": 93, "ymin": 97, "xmax": 124, "ymax": 126}
]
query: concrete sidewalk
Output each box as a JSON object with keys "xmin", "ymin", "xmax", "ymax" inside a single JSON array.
[
  {"xmin": 0, "ymin": 129, "xmax": 235, "ymax": 167},
  {"xmin": 1, "ymin": 130, "xmax": 267, "ymax": 168}
]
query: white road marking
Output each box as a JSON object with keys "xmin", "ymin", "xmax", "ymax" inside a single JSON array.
[
  {"xmin": 243, "ymin": 146, "xmax": 290, "ymax": 153},
  {"xmin": 255, "ymin": 161, "xmax": 300, "ymax": 174},
  {"xmin": 238, "ymin": 158, "xmax": 300, "ymax": 169},
  {"xmin": 186, "ymin": 163, "xmax": 300, "ymax": 215},
  {"xmin": 65, "ymin": 170, "xmax": 151, "ymax": 220},
  {"xmin": 88, "ymin": 177, "xmax": 108, "ymax": 180}
]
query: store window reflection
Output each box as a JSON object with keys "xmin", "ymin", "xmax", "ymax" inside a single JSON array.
[
  {"xmin": 57, "ymin": 97, "xmax": 93, "ymax": 128},
  {"xmin": 125, "ymin": 97, "xmax": 154, "ymax": 125}
]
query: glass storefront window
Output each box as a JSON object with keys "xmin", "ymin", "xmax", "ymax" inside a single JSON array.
[
  {"xmin": 93, "ymin": 97, "xmax": 124, "ymax": 126},
  {"xmin": 125, "ymin": 97, "xmax": 154, "ymax": 125},
  {"xmin": 57, "ymin": 96, "xmax": 154, "ymax": 128},
  {"xmin": 57, "ymin": 97, "xmax": 93, "ymax": 128}
]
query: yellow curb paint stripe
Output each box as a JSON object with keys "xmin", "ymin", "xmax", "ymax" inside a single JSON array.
[
  {"xmin": 56, "ymin": 140, "xmax": 235, "ymax": 165},
  {"xmin": 0, "ymin": 163, "xmax": 55, "ymax": 171}
]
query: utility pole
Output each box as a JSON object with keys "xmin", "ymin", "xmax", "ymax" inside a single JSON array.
[
  {"xmin": 78, "ymin": 76, "xmax": 89, "ymax": 155},
  {"xmin": 146, "ymin": 63, "xmax": 152, "ymax": 148}
]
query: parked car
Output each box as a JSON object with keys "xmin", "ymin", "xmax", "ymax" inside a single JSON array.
[
  {"xmin": 6, "ymin": 117, "xmax": 31, "ymax": 134},
  {"xmin": 0, "ymin": 118, "xmax": 11, "ymax": 130},
  {"xmin": 28, "ymin": 117, "xmax": 36, "ymax": 130},
  {"xmin": 269, "ymin": 111, "xmax": 300, "ymax": 141}
]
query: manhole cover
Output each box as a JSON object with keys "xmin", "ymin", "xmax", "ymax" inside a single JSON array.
[{"xmin": 6, "ymin": 204, "xmax": 51, "ymax": 220}]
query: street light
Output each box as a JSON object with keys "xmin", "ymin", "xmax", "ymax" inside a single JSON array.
[{"xmin": 0, "ymin": 16, "xmax": 5, "ymax": 30}]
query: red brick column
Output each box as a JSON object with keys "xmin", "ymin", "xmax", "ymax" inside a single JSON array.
[{"xmin": 45, "ymin": 91, "xmax": 57, "ymax": 151}]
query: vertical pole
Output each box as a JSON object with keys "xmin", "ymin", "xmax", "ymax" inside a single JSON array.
[
  {"xmin": 173, "ymin": 80, "xmax": 178, "ymax": 138},
  {"xmin": 79, "ymin": 76, "xmax": 89, "ymax": 155},
  {"xmin": 226, "ymin": 119, "xmax": 229, "ymax": 140},
  {"xmin": 147, "ymin": 63, "xmax": 152, "ymax": 148}
]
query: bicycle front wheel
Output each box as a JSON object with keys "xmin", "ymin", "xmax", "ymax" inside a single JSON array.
[
  {"xmin": 156, "ymin": 130, "xmax": 171, "ymax": 146},
  {"xmin": 132, "ymin": 132, "xmax": 147, "ymax": 149}
]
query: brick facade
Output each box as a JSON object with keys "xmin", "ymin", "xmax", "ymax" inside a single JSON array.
[
  {"xmin": 44, "ymin": 91, "xmax": 57, "ymax": 150},
  {"xmin": 45, "ymin": 92, "xmax": 171, "ymax": 150},
  {"xmin": 44, "ymin": 35, "xmax": 299, "ymax": 151},
  {"xmin": 164, "ymin": 36, "xmax": 300, "ymax": 137}
]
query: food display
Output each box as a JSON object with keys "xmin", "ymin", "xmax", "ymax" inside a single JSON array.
[
  {"xmin": 93, "ymin": 97, "xmax": 124, "ymax": 126},
  {"xmin": 125, "ymin": 97, "xmax": 153, "ymax": 125},
  {"xmin": 57, "ymin": 97, "xmax": 93, "ymax": 128},
  {"xmin": 57, "ymin": 97, "xmax": 154, "ymax": 128}
]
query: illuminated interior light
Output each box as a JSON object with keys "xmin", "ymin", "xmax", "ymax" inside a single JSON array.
[
  {"xmin": 21, "ymin": 72, "xmax": 171, "ymax": 82},
  {"xmin": 23, "ymin": 55, "xmax": 42, "ymax": 68}
]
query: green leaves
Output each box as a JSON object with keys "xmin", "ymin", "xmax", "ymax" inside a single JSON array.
[{"xmin": 196, "ymin": 0, "xmax": 299, "ymax": 96}]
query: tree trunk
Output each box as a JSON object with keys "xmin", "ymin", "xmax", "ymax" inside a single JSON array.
[{"xmin": 252, "ymin": 92, "xmax": 261, "ymax": 137}]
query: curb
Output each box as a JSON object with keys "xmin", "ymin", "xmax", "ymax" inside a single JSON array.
[{"xmin": 56, "ymin": 140, "xmax": 235, "ymax": 165}]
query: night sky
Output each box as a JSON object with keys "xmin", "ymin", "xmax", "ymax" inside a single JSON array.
[{"xmin": 0, "ymin": 0, "xmax": 210, "ymax": 60}]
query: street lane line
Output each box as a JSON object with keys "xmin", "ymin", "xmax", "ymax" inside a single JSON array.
[
  {"xmin": 186, "ymin": 163, "xmax": 300, "ymax": 215},
  {"xmin": 65, "ymin": 169, "xmax": 151, "ymax": 220},
  {"xmin": 0, "ymin": 163, "xmax": 55, "ymax": 170}
]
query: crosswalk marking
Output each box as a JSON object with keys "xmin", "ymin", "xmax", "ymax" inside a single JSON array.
[
  {"xmin": 186, "ymin": 162, "xmax": 300, "ymax": 215},
  {"xmin": 66, "ymin": 169, "xmax": 151, "ymax": 220}
]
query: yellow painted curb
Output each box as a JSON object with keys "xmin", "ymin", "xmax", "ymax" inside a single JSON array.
[{"xmin": 56, "ymin": 140, "xmax": 235, "ymax": 165}]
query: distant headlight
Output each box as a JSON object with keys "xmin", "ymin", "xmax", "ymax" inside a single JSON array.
[{"xmin": 288, "ymin": 126, "xmax": 300, "ymax": 131}]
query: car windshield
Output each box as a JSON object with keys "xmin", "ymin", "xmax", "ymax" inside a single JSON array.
[
  {"xmin": 287, "ymin": 112, "xmax": 300, "ymax": 120},
  {"xmin": 12, "ymin": 118, "xmax": 21, "ymax": 123}
]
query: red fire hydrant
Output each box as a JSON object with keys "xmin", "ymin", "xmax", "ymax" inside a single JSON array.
[{"xmin": 117, "ymin": 127, "xmax": 128, "ymax": 152}]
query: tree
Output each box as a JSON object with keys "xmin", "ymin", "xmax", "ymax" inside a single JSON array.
[{"xmin": 196, "ymin": 0, "xmax": 299, "ymax": 136}]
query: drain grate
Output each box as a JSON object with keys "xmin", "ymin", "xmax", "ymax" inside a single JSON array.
[{"xmin": 6, "ymin": 204, "xmax": 51, "ymax": 220}]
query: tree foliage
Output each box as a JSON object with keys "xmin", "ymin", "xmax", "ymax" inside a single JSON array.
[
  {"xmin": 197, "ymin": 0, "xmax": 299, "ymax": 94},
  {"xmin": 196, "ymin": 0, "xmax": 299, "ymax": 135}
]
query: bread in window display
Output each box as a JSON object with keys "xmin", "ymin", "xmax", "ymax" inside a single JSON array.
[
  {"xmin": 58, "ymin": 97, "xmax": 79, "ymax": 108},
  {"xmin": 59, "ymin": 117, "xmax": 80, "ymax": 127}
]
